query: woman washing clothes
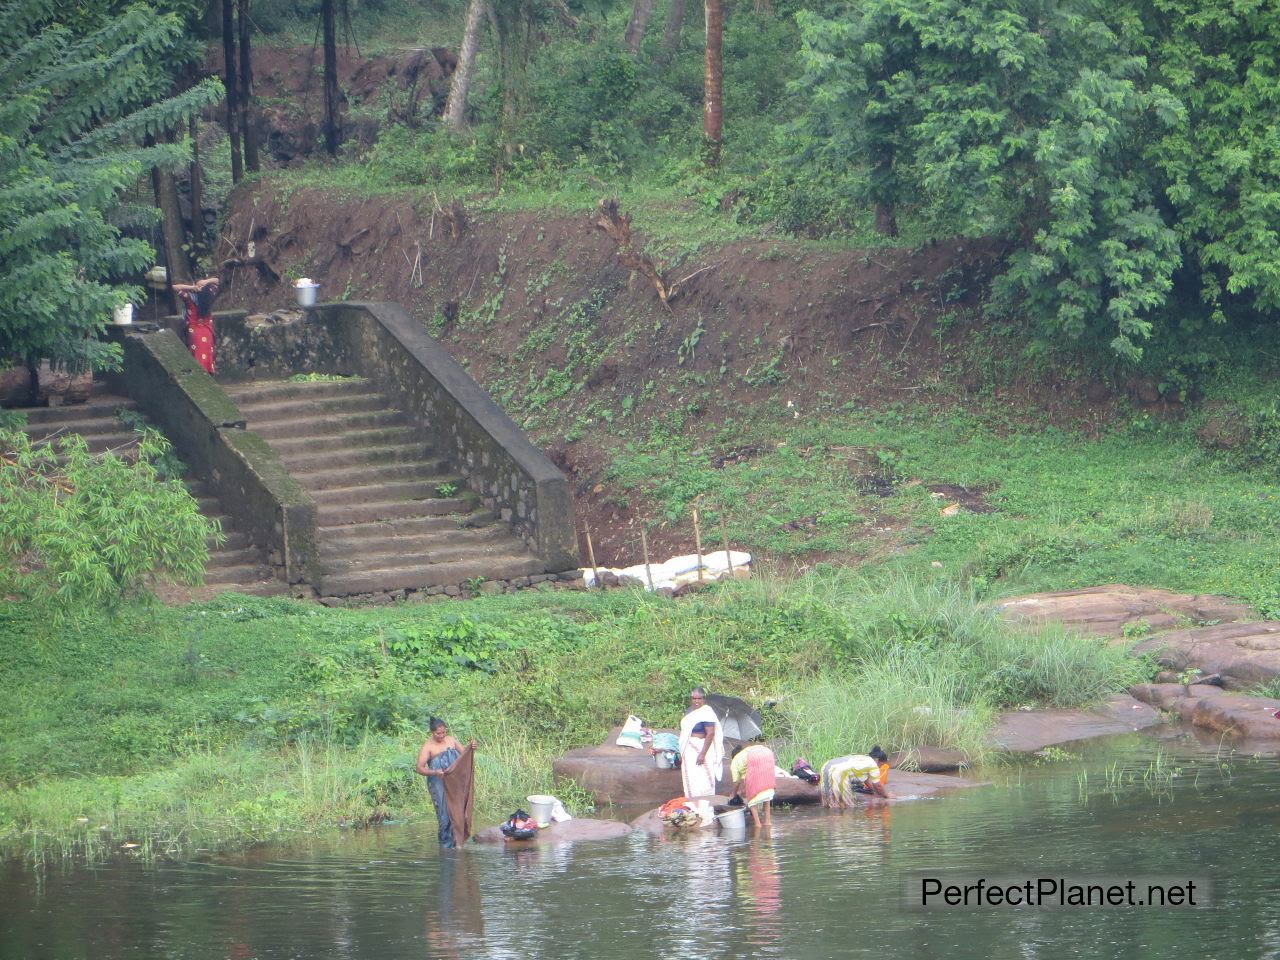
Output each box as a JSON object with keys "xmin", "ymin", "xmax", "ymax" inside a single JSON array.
[
  {"xmin": 679, "ymin": 687, "xmax": 724, "ymax": 826},
  {"xmin": 415, "ymin": 717, "xmax": 477, "ymax": 848},
  {"xmin": 730, "ymin": 743, "xmax": 777, "ymax": 829},
  {"xmin": 170, "ymin": 276, "xmax": 221, "ymax": 374}
]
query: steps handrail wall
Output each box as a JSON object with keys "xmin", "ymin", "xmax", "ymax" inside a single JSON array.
[{"xmin": 105, "ymin": 327, "xmax": 321, "ymax": 585}]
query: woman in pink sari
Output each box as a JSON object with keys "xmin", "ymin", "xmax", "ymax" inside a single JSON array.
[{"xmin": 171, "ymin": 277, "xmax": 220, "ymax": 374}]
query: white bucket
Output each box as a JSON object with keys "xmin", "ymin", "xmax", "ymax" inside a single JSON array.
[
  {"xmin": 295, "ymin": 282, "xmax": 320, "ymax": 308},
  {"xmin": 527, "ymin": 795, "xmax": 555, "ymax": 828},
  {"xmin": 655, "ymin": 751, "xmax": 675, "ymax": 769},
  {"xmin": 113, "ymin": 303, "xmax": 134, "ymax": 325},
  {"xmin": 716, "ymin": 808, "xmax": 746, "ymax": 830}
]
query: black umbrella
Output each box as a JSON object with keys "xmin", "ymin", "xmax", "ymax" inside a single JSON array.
[{"xmin": 705, "ymin": 694, "xmax": 764, "ymax": 742}]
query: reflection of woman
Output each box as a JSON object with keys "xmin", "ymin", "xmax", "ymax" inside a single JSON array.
[
  {"xmin": 415, "ymin": 717, "xmax": 477, "ymax": 848},
  {"xmin": 171, "ymin": 277, "xmax": 221, "ymax": 374},
  {"xmin": 679, "ymin": 687, "xmax": 724, "ymax": 826}
]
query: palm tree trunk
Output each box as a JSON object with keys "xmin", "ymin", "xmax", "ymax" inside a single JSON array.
[
  {"xmin": 660, "ymin": 0, "xmax": 686, "ymax": 59},
  {"xmin": 189, "ymin": 113, "xmax": 206, "ymax": 253},
  {"xmin": 322, "ymin": 0, "xmax": 340, "ymax": 156},
  {"xmin": 222, "ymin": 0, "xmax": 242, "ymax": 182},
  {"xmin": 624, "ymin": 0, "xmax": 656, "ymax": 55},
  {"xmin": 702, "ymin": 0, "xmax": 723, "ymax": 166},
  {"xmin": 444, "ymin": 0, "xmax": 486, "ymax": 131},
  {"xmin": 238, "ymin": 0, "xmax": 259, "ymax": 172}
]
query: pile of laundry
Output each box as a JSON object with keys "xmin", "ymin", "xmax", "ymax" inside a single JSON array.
[{"xmin": 584, "ymin": 550, "xmax": 752, "ymax": 591}]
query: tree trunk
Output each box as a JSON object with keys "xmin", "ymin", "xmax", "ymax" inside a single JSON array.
[
  {"xmin": 702, "ymin": 0, "xmax": 723, "ymax": 166},
  {"xmin": 624, "ymin": 0, "xmax": 656, "ymax": 55},
  {"xmin": 874, "ymin": 202, "xmax": 898, "ymax": 238},
  {"xmin": 150, "ymin": 131, "xmax": 192, "ymax": 314},
  {"xmin": 238, "ymin": 0, "xmax": 259, "ymax": 172},
  {"xmin": 443, "ymin": 0, "xmax": 486, "ymax": 131},
  {"xmin": 189, "ymin": 113, "xmax": 206, "ymax": 253},
  {"xmin": 660, "ymin": 0, "xmax": 686, "ymax": 59},
  {"xmin": 753, "ymin": 0, "xmax": 771, "ymax": 12},
  {"xmin": 322, "ymin": 0, "xmax": 340, "ymax": 156},
  {"xmin": 222, "ymin": 0, "xmax": 242, "ymax": 183}
]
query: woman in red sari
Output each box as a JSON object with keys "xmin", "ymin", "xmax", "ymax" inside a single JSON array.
[{"xmin": 171, "ymin": 277, "xmax": 220, "ymax": 374}]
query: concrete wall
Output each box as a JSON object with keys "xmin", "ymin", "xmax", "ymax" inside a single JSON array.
[
  {"xmin": 213, "ymin": 302, "xmax": 578, "ymax": 571},
  {"xmin": 105, "ymin": 328, "xmax": 320, "ymax": 584}
]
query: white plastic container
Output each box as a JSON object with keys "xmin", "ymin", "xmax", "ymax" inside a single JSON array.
[
  {"xmin": 113, "ymin": 303, "xmax": 134, "ymax": 325},
  {"xmin": 294, "ymin": 282, "xmax": 320, "ymax": 308},
  {"xmin": 655, "ymin": 751, "xmax": 675, "ymax": 769},
  {"xmin": 716, "ymin": 807, "xmax": 746, "ymax": 830},
  {"xmin": 527, "ymin": 794, "xmax": 556, "ymax": 828}
]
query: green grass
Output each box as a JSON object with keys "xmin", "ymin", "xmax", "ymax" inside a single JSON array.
[
  {"xmin": 0, "ymin": 572, "xmax": 1144, "ymax": 860},
  {"xmin": 603, "ymin": 397, "xmax": 1280, "ymax": 613}
]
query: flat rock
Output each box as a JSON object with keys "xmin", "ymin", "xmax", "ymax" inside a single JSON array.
[
  {"xmin": 893, "ymin": 746, "xmax": 969, "ymax": 772},
  {"xmin": 628, "ymin": 770, "xmax": 985, "ymax": 835},
  {"xmin": 1130, "ymin": 683, "xmax": 1280, "ymax": 740},
  {"xmin": 1132, "ymin": 621, "xmax": 1280, "ymax": 688},
  {"xmin": 472, "ymin": 818, "xmax": 633, "ymax": 845},
  {"xmin": 996, "ymin": 584, "xmax": 1252, "ymax": 638},
  {"xmin": 987, "ymin": 694, "xmax": 1162, "ymax": 752}
]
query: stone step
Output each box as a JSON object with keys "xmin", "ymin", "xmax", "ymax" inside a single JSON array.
[
  {"xmin": 278, "ymin": 442, "xmax": 437, "ymax": 471},
  {"xmin": 310, "ymin": 477, "xmax": 470, "ymax": 508},
  {"xmin": 319, "ymin": 555, "xmax": 546, "ymax": 597},
  {"xmin": 19, "ymin": 400, "xmax": 136, "ymax": 425},
  {"xmin": 320, "ymin": 515, "xmax": 501, "ymax": 548},
  {"xmin": 203, "ymin": 562, "xmax": 278, "ymax": 586},
  {"xmin": 206, "ymin": 546, "xmax": 265, "ymax": 570},
  {"xmin": 249, "ymin": 410, "xmax": 407, "ymax": 440},
  {"xmin": 267, "ymin": 426, "xmax": 424, "ymax": 456},
  {"xmin": 220, "ymin": 379, "xmax": 368, "ymax": 403},
  {"xmin": 290, "ymin": 458, "xmax": 451, "ymax": 491},
  {"xmin": 320, "ymin": 537, "xmax": 532, "ymax": 572},
  {"xmin": 209, "ymin": 528, "xmax": 254, "ymax": 552},
  {"xmin": 22, "ymin": 415, "xmax": 136, "ymax": 441},
  {"xmin": 317, "ymin": 494, "xmax": 479, "ymax": 526},
  {"xmin": 216, "ymin": 580, "xmax": 293, "ymax": 598},
  {"xmin": 232, "ymin": 392, "xmax": 389, "ymax": 422}
]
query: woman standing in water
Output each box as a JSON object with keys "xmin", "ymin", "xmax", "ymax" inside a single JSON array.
[{"xmin": 415, "ymin": 717, "xmax": 477, "ymax": 848}]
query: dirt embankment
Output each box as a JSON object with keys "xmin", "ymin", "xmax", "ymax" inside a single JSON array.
[{"xmin": 216, "ymin": 183, "xmax": 1120, "ymax": 563}]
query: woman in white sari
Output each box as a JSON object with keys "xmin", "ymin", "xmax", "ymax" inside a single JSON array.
[{"xmin": 679, "ymin": 687, "xmax": 725, "ymax": 826}]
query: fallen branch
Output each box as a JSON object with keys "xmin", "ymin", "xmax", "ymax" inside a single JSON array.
[
  {"xmin": 848, "ymin": 321, "xmax": 891, "ymax": 335},
  {"xmin": 593, "ymin": 198, "xmax": 671, "ymax": 309},
  {"xmin": 667, "ymin": 260, "xmax": 724, "ymax": 300}
]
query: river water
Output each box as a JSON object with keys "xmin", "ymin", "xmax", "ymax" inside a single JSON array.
[{"xmin": 4, "ymin": 733, "xmax": 1278, "ymax": 960}]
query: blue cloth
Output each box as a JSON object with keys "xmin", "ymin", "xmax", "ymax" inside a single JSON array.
[
  {"xmin": 428, "ymin": 746, "xmax": 461, "ymax": 848},
  {"xmin": 651, "ymin": 732, "xmax": 680, "ymax": 752}
]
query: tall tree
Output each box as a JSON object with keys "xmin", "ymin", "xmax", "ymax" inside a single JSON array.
[
  {"xmin": 0, "ymin": 0, "xmax": 222, "ymax": 379},
  {"xmin": 796, "ymin": 0, "xmax": 1183, "ymax": 358},
  {"xmin": 151, "ymin": 131, "xmax": 193, "ymax": 294},
  {"xmin": 322, "ymin": 0, "xmax": 339, "ymax": 156},
  {"xmin": 623, "ymin": 0, "xmax": 655, "ymax": 55},
  {"xmin": 221, "ymin": 0, "xmax": 242, "ymax": 181},
  {"xmin": 702, "ymin": 0, "xmax": 722, "ymax": 165},
  {"xmin": 188, "ymin": 111, "xmax": 206, "ymax": 254},
  {"xmin": 444, "ymin": 0, "xmax": 487, "ymax": 131},
  {"xmin": 659, "ymin": 0, "xmax": 686, "ymax": 58},
  {"xmin": 238, "ymin": 0, "xmax": 259, "ymax": 172}
]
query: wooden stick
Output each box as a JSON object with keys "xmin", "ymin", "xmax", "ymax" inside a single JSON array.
[
  {"xmin": 692, "ymin": 508, "xmax": 704, "ymax": 581},
  {"xmin": 719, "ymin": 511, "xmax": 734, "ymax": 577},
  {"xmin": 640, "ymin": 525, "xmax": 655, "ymax": 591},
  {"xmin": 584, "ymin": 521, "xmax": 602, "ymax": 589}
]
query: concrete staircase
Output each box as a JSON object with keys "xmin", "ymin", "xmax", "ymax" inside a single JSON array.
[
  {"xmin": 220, "ymin": 378, "xmax": 548, "ymax": 597},
  {"xmin": 13, "ymin": 388, "xmax": 282, "ymax": 596}
]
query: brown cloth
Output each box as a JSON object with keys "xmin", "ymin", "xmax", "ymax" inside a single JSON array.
[{"xmin": 441, "ymin": 746, "xmax": 475, "ymax": 843}]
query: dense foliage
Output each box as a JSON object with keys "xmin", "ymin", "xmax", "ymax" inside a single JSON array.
[
  {"xmin": 0, "ymin": 426, "xmax": 216, "ymax": 607},
  {"xmin": 0, "ymin": 0, "xmax": 221, "ymax": 373}
]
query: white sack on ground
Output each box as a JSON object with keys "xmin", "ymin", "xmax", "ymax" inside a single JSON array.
[{"xmin": 583, "ymin": 550, "xmax": 752, "ymax": 590}]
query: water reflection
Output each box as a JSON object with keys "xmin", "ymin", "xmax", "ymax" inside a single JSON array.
[{"xmin": 426, "ymin": 852, "xmax": 485, "ymax": 958}]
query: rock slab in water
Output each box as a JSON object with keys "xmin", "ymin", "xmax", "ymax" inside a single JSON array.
[
  {"xmin": 996, "ymin": 584, "xmax": 1252, "ymax": 638},
  {"xmin": 553, "ymin": 729, "xmax": 825, "ymax": 807},
  {"xmin": 988, "ymin": 694, "xmax": 1161, "ymax": 752},
  {"xmin": 1130, "ymin": 683, "xmax": 1280, "ymax": 740},
  {"xmin": 472, "ymin": 818, "xmax": 633, "ymax": 845},
  {"xmin": 1132, "ymin": 622, "xmax": 1280, "ymax": 689}
]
